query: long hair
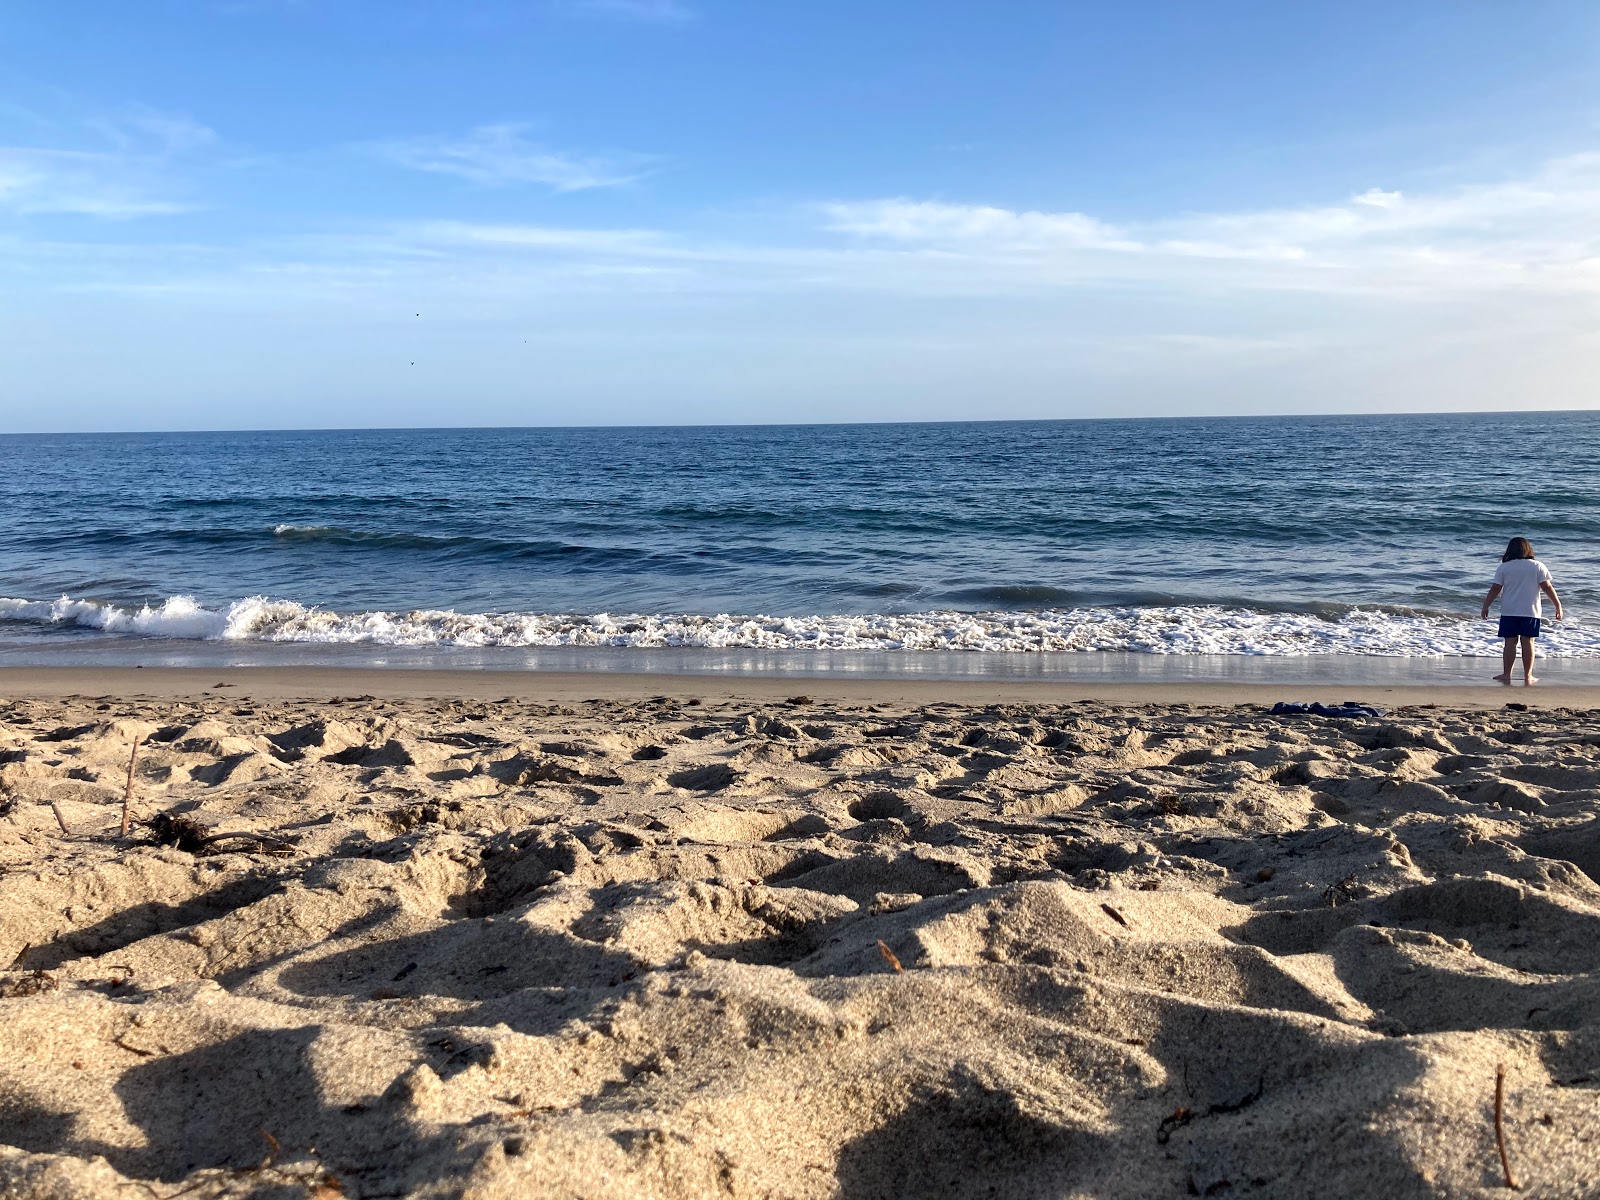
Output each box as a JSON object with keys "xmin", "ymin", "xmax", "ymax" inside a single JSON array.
[{"xmin": 1503, "ymin": 537, "xmax": 1536, "ymax": 562}]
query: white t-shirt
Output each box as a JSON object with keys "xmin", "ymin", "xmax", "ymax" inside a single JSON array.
[{"xmin": 1493, "ymin": 558, "xmax": 1553, "ymax": 618}]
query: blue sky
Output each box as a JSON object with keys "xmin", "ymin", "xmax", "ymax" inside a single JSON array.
[{"xmin": 2, "ymin": 1, "xmax": 1598, "ymax": 432}]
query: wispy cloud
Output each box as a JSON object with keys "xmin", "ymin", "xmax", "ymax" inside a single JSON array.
[
  {"xmin": 0, "ymin": 106, "xmax": 215, "ymax": 218},
  {"xmin": 409, "ymin": 220, "xmax": 675, "ymax": 254},
  {"xmin": 820, "ymin": 153, "xmax": 1600, "ymax": 297},
  {"xmin": 10, "ymin": 138, "xmax": 1600, "ymax": 427},
  {"xmin": 824, "ymin": 200, "xmax": 1136, "ymax": 250},
  {"xmin": 372, "ymin": 123, "xmax": 647, "ymax": 191},
  {"xmin": 15, "ymin": 146, "xmax": 1600, "ymax": 316},
  {"xmin": 89, "ymin": 105, "xmax": 218, "ymax": 156}
]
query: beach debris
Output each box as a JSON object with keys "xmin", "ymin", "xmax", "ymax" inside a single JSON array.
[
  {"xmin": 0, "ymin": 969, "xmax": 59, "ymax": 999},
  {"xmin": 1269, "ymin": 702, "xmax": 1384, "ymax": 720},
  {"xmin": 120, "ymin": 735, "xmax": 141, "ymax": 837},
  {"xmin": 1157, "ymin": 793, "xmax": 1191, "ymax": 817},
  {"xmin": 1495, "ymin": 1063, "xmax": 1520, "ymax": 1190},
  {"xmin": 1100, "ymin": 903, "xmax": 1130, "ymax": 928},
  {"xmin": 876, "ymin": 940, "xmax": 903, "ymax": 973},
  {"xmin": 147, "ymin": 811, "xmax": 296, "ymax": 856},
  {"xmin": 1155, "ymin": 1106, "xmax": 1193, "ymax": 1145},
  {"xmin": 147, "ymin": 811, "xmax": 215, "ymax": 852},
  {"xmin": 46, "ymin": 797, "xmax": 71, "ymax": 835},
  {"xmin": 1323, "ymin": 872, "xmax": 1361, "ymax": 908},
  {"xmin": 112, "ymin": 1033, "xmax": 157, "ymax": 1058}
]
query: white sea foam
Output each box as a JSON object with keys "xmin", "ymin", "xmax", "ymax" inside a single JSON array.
[{"xmin": 2, "ymin": 593, "xmax": 1596, "ymax": 656}]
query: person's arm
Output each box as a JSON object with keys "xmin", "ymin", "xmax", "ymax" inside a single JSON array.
[
  {"xmin": 1481, "ymin": 583, "xmax": 1502, "ymax": 619},
  {"xmin": 1541, "ymin": 580, "xmax": 1563, "ymax": 621}
]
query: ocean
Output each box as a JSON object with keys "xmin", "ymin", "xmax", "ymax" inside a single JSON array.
[{"xmin": 3, "ymin": 412, "xmax": 1597, "ymax": 675}]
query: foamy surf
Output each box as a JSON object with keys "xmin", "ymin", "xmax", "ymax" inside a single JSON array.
[{"xmin": 1, "ymin": 593, "xmax": 1594, "ymax": 657}]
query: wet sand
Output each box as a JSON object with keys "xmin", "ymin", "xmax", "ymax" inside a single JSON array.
[
  {"xmin": 2, "ymin": 674, "xmax": 1599, "ymax": 1197},
  {"xmin": 1, "ymin": 664, "xmax": 1596, "ymax": 707}
]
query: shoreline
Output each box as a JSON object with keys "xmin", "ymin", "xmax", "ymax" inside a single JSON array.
[
  {"xmin": 1, "ymin": 663, "xmax": 1595, "ymax": 707},
  {"xmin": 9, "ymin": 636, "xmax": 1600, "ymax": 687}
]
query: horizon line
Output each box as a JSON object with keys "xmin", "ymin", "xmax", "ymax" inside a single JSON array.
[{"xmin": 3, "ymin": 405, "xmax": 1598, "ymax": 438}]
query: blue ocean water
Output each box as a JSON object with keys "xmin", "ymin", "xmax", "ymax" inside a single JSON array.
[{"xmin": 2, "ymin": 412, "xmax": 1597, "ymax": 659}]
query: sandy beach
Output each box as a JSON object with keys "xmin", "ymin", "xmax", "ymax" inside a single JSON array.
[{"xmin": 2, "ymin": 671, "xmax": 1599, "ymax": 1198}]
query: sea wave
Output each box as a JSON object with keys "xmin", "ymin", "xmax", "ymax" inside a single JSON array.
[{"xmin": 1, "ymin": 593, "xmax": 1594, "ymax": 656}]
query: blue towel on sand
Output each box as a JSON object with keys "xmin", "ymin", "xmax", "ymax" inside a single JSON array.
[{"xmin": 1269, "ymin": 701, "xmax": 1384, "ymax": 719}]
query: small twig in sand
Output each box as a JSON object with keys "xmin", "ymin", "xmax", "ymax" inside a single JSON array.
[
  {"xmin": 1155, "ymin": 1106, "xmax": 1193, "ymax": 1145},
  {"xmin": 47, "ymin": 798, "xmax": 71, "ymax": 836},
  {"xmin": 113, "ymin": 1033, "xmax": 156, "ymax": 1058},
  {"xmin": 120, "ymin": 735, "xmax": 142, "ymax": 837},
  {"xmin": 876, "ymin": 940, "xmax": 903, "ymax": 974},
  {"xmin": 1100, "ymin": 903, "xmax": 1130, "ymax": 928},
  {"xmin": 196, "ymin": 830, "xmax": 295, "ymax": 850},
  {"xmin": 1495, "ymin": 1063, "xmax": 1520, "ymax": 1190}
]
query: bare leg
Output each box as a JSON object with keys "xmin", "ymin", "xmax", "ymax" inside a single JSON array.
[
  {"xmin": 1522, "ymin": 635, "xmax": 1537, "ymax": 685},
  {"xmin": 1495, "ymin": 638, "xmax": 1515, "ymax": 683}
]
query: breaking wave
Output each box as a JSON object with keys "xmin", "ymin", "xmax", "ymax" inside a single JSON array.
[{"xmin": 1, "ymin": 593, "xmax": 1595, "ymax": 656}]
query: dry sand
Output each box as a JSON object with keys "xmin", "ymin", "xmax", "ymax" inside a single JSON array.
[{"xmin": 1, "ymin": 671, "xmax": 1598, "ymax": 1198}]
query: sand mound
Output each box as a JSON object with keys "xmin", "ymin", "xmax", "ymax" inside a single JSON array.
[{"xmin": 3, "ymin": 695, "xmax": 1600, "ymax": 1197}]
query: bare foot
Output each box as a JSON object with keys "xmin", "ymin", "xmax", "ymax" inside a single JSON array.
[
  {"xmin": 1493, "ymin": 673, "xmax": 1512, "ymax": 684},
  {"xmin": 1525, "ymin": 675, "xmax": 1539, "ymax": 686}
]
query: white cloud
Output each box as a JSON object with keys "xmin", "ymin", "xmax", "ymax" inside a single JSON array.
[
  {"xmin": 818, "ymin": 153, "xmax": 1600, "ymax": 298},
  {"xmin": 0, "ymin": 149, "xmax": 195, "ymax": 218},
  {"xmin": 89, "ymin": 105, "xmax": 219, "ymax": 157},
  {"xmin": 408, "ymin": 220, "xmax": 675, "ymax": 254},
  {"xmin": 0, "ymin": 105, "xmax": 215, "ymax": 219},
  {"xmin": 32, "ymin": 148, "xmax": 1600, "ymax": 310},
  {"xmin": 1352, "ymin": 187, "xmax": 1404, "ymax": 209},
  {"xmin": 9, "ymin": 144, "xmax": 1600, "ymax": 409},
  {"xmin": 823, "ymin": 199, "xmax": 1135, "ymax": 250},
  {"xmin": 373, "ymin": 123, "xmax": 645, "ymax": 191}
]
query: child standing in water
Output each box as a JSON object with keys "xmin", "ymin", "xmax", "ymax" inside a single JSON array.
[{"xmin": 1482, "ymin": 537, "xmax": 1563, "ymax": 685}]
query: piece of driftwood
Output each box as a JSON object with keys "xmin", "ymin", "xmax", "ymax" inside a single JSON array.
[
  {"xmin": 147, "ymin": 811, "xmax": 296, "ymax": 855},
  {"xmin": 876, "ymin": 939, "xmax": 903, "ymax": 973},
  {"xmin": 120, "ymin": 735, "xmax": 142, "ymax": 837},
  {"xmin": 1495, "ymin": 1063, "xmax": 1520, "ymax": 1190}
]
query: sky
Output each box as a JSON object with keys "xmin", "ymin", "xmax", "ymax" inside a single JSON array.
[{"xmin": 1, "ymin": 1, "xmax": 1598, "ymax": 433}]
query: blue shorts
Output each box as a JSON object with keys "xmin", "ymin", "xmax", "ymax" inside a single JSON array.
[{"xmin": 1498, "ymin": 616, "xmax": 1541, "ymax": 639}]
